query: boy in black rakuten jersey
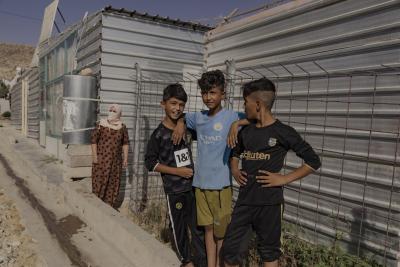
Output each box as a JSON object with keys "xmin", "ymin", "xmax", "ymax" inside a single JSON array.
[
  {"xmin": 145, "ymin": 84, "xmax": 206, "ymax": 267},
  {"xmin": 221, "ymin": 78, "xmax": 321, "ymax": 267}
]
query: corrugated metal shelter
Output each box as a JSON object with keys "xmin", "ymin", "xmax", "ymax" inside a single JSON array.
[
  {"xmin": 204, "ymin": 0, "xmax": 400, "ymax": 265},
  {"xmin": 99, "ymin": 7, "xmax": 210, "ymax": 205},
  {"xmin": 35, "ymin": 7, "xmax": 210, "ymax": 201},
  {"xmin": 10, "ymin": 67, "xmax": 40, "ymax": 139}
]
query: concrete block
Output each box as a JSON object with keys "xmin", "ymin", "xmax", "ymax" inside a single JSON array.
[
  {"xmin": 67, "ymin": 145, "xmax": 92, "ymax": 156},
  {"xmin": 62, "ymin": 181, "xmax": 180, "ymax": 267},
  {"xmin": 65, "ymin": 145, "xmax": 92, "ymax": 167},
  {"xmin": 66, "ymin": 155, "xmax": 92, "ymax": 168}
]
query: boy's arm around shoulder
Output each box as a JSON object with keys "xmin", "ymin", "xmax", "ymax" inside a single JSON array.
[
  {"xmin": 256, "ymin": 124, "xmax": 321, "ymax": 187},
  {"xmin": 171, "ymin": 116, "xmax": 186, "ymax": 145},
  {"xmin": 171, "ymin": 112, "xmax": 196, "ymax": 145},
  {"xmin": 227, "ymin": 116, "xmax": 251, "ymax": 148}
]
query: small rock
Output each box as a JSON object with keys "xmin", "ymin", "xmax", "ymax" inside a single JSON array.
[
  {"xmin": 10, "ymin": 240, "xmax": 20, "ymax": 248},
  {"xmin": 5, "ymin": 245, "xmax": 12, "ymax": 254}
]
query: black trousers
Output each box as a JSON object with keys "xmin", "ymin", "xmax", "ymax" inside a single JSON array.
[
  {"xmin": 166, "ymin": 190, "xmax": 206, "ymax": 265},
  {"xmin": 221, "ymin": 204, "xmax": 283, "ymax": 265}
]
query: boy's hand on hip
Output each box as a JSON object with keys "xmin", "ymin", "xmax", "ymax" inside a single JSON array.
[
  {"xmin": 256, "ymin": 170, "xmax": 287, "ymax": 187},
  {"xmin": 232, "ymin": 169, "xmax": 247, "ymax": 186},
  {"xmin": 175, "ymin": 167, "xmax": 193, "ymax": 179},
  {"xmin": 92, "ymin": 155, "xmax": 98, "ymax": 164},
  {"xmin": 227, "ymin": 121, "xmax": 239, "ymax": 148},
  {"xmin": 123, "ymin": 159, "xmax": 128, "ymax": 168},
  {"xmin": 172, "ymin": 120, "xmax": 186, "ymax": 145}
]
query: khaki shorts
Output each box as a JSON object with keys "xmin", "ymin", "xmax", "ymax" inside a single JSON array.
[{"xmin": 195, "ymin": 187, "xmax": 232, "ymax": 239}]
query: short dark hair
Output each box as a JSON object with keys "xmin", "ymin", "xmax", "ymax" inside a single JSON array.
[
  {"xmin": 242, "ymin": 78, "xmax": 276, "ymax": 109},
  {"xmin": 198, "ymin": 69, "xmax": 225, "ymax": 93},
  {"xmin": 163, "ymin": 83, "xmax": 188, "ymax": 103}
]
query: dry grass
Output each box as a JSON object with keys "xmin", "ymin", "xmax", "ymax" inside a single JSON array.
[{"xmin": 0, "ymin": 43, "xmax": 35, "ymax": 80}]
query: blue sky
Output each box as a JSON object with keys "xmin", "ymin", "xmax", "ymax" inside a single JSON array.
[{"xmin": 0, "ymin": 0, "xmax": 269, "ymax": 45}]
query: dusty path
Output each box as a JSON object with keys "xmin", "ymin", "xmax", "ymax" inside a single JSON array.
[
  {"xmin": 0, "ymin": 121, "xmax": 135, "ymax": 267},
  {"xmin": 0, "ymin": 153, "xmax": 86, "ymax": 266},
  {"xmin": 0, "ymin": 184, "xmax": 40, "ymax": 267}
]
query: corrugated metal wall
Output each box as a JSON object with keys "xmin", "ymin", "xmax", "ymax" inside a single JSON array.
[
  {"xmin": 10, "ymin": 67, "xmax": 40, "ymax": 139},
  {"xmin": 99, "ymin": 10, "xmax": 209, "ymax": 204},
  {"xmin": 205, "ymin": 0, "xmax": 399, "ymax": 265},
  {"xmin": 76, "ymin": 12, "xmax": 102, "ymax": 75},
  {"xmin": 10, "ymin": 75, "xmax": 22, "ymax": 131},
  {"xmin": 26, "ymin": 67, "xmax": 40, "ymax": 140}
]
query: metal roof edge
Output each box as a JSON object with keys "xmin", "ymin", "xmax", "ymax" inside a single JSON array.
[
  {"xmin": 206, "ymin": 0, "xmax": 341, "ymax": 42},
  {"xmin": 102, "ymin": 6, "xmax": 213, "ymax": 32},
  {"xmin": 38, "ymin": 11, "xmax": 102, "ymax": 58}
]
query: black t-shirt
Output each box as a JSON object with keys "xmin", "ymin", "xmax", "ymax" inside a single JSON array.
[
  {"xmin": 232, "ymin": 120, "xmax": 321, "ymax": 206},
  {"xmin": 145, "ymin": 123, "xmax": 194, "ymax": 194}
]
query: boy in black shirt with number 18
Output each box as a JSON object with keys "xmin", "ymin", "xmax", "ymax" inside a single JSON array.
[
  {"xmin": 221, "ymin": 78, "xmax": 321, "ymax": 267},
  {"xmin": 145, "ymin": 84, "xmax": 205, "ymax": 267}
]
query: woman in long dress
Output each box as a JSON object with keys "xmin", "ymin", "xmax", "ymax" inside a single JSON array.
[{"xmin": 91, "ymin": 104, "xmax": 129, "ymax": 208}]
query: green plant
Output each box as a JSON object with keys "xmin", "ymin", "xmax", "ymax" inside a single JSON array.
[
  {"xmin": 234, "ymin": 224, "xmax": 382, "ymax": 267},
  {"xmin": 1, "ymin": 111, "xmax": 11, "ymax": 118},
  {"xmin": 0, "ymin": 81, "xmax": 9, "ymax": 98},
  {"xmin": 278, "ymin": 229, "xmax": 382, "ymax": 267},
  {"xmin": 129, "ymin": 201, "xmax": 169, "ymax": 242},
  {"xmin": 128, "ymin": 202, "xmax": 383, "ymax": 267}
]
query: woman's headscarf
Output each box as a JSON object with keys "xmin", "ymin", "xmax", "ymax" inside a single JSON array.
[{"xmin": 99, "ymin": 104, "xmax": 123, "ymax": 130}]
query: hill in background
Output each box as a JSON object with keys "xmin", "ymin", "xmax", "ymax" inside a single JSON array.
[{"xmin": 0, "ymin": 43, "xmax": 35, "ymax": 81}]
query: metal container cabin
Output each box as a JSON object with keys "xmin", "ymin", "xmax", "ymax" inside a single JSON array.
[{"xmin": 204, "ymin": 0, "xmax": 400, "ymax": 265}]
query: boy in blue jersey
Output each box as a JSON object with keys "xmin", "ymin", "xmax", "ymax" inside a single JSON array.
[{"xmin": 173, "ymin": 70, "xmax": 246, "ymax": 267}]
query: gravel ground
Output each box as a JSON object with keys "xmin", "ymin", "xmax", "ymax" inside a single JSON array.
[{"xmin": 0, "ymin": 187, "xmax": 39, "ymax": 267}]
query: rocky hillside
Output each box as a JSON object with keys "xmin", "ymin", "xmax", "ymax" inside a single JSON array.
[{"xmin": 0, "ymin": 43, "xmax": 35, "ymax": 80}]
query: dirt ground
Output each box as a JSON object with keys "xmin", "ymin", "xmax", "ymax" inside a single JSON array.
[{"xmin": 0, "ymin": 186, "xmax": 39, "ymax": 267}]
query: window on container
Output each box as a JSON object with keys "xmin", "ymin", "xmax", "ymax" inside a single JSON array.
[{"xmin": 45, "ymin": 81, "xmax": 63, "ymax": 137}]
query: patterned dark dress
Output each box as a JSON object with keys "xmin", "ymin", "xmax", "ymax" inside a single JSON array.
[{"xmin": 91, "ymin": 123, "xmax": 129, "ymax": 207}]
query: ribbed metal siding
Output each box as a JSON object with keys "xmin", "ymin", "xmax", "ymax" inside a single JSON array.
[
  {"xmin": 100, "ymin": 12, "xmax": 207, "ymax": 202},
  {"xmin": 10, "ymin": 67, "xmax": 40, "ymax": 139},
  {"xmin": 76, "ymin": 12, "xmax": 102, "ymax": 74},
  {"xmin": 11, "ymin": 76, "xmax": 22, "ymax": 130},
  {"xmin": 205, "ymin": 0, "xmax": 400, "ymax": 265},
  {"xmin": 26, "ymin": 67, "xmax": 40, "ymax": 140}
]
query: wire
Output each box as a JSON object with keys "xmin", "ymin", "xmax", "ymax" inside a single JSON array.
[
  {"xmin": 57, "ymin": 7, "xmax": 66, "ymax": 23},
  {"xmin": 0, "ymin": 10, "xmax": 42, "ymax": 22}
]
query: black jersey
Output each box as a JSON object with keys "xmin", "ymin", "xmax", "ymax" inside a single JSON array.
[
  {"xmin": 232, "ymin": 120, "xmax": 321, "ymax": 206},
  {"xmin": 145, "ymin": 123, "xmax": 194, "ymax": 194}
]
